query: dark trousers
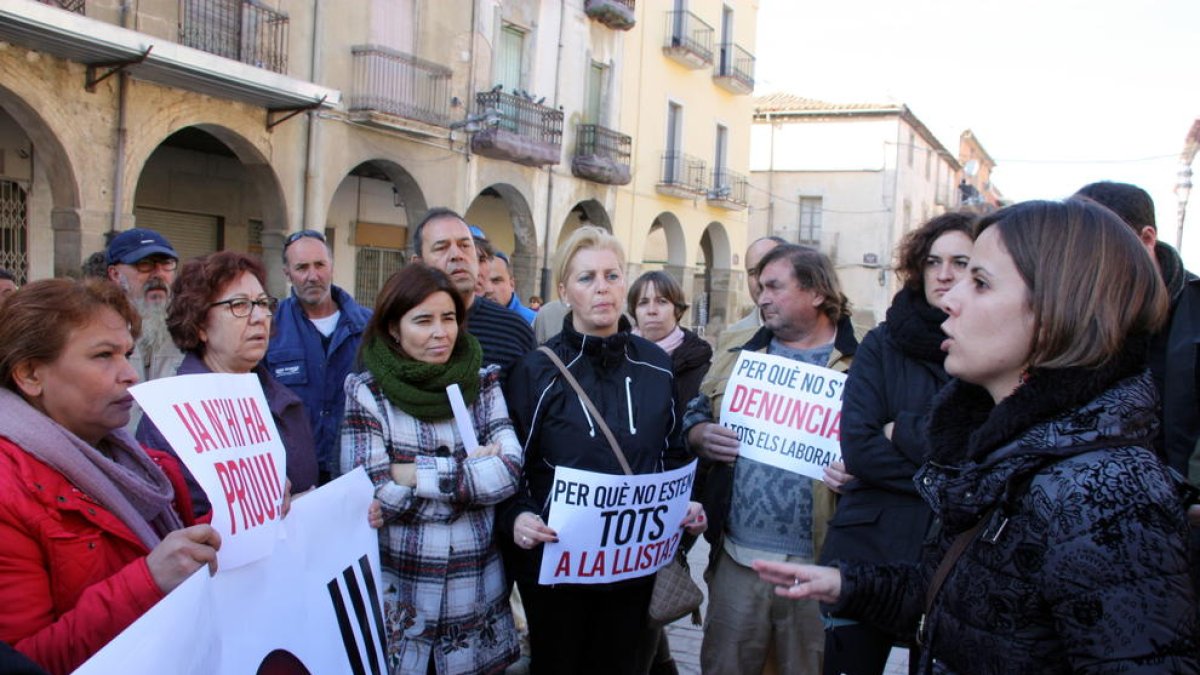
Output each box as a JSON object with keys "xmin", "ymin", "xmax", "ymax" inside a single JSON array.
[
  {"xmin": 518, "ymin": 580, "xmax": 653, "ymax": 675},
  {"xmin": 823, "ymin": 622, "xmax": 916, "ymax": 675}
]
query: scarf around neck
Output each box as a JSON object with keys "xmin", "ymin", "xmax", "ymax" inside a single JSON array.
[
  {"xmin": 0, "ymin": 387, "xmax": 181, "ymax": 550},
  {"xmin": 885, "ymin": 286, "xmax": 949, "ymax": 364},
  {"xmin": 361, "ymin": 332, "xmax": 483, "ymax": 421},
  {"xmin": 635, "ymin": 325, "xmax": 685, "ymax": 355}
]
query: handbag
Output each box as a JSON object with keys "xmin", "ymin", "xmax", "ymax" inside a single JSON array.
[{"xmin": 537, "ymin": 347, "xmax": 704, "ymax": 626}]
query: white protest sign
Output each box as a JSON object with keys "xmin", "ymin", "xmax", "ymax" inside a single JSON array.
[
  {"xmin": 131, "ymin": 373, "xmax": 288, "ymax": 569},
  {"xmin": 76, "ymin": 469, "xmax": 386, "ymax": 675},
  {"xmin": 718, "ymin": 351, "xmax": 845, "ymax": 480},
  {"xmin": 538, "ymin": 460, "xmax": 696, "ymax": 585}
]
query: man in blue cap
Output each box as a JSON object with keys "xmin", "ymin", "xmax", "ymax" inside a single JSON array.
[{"xmin": 105, "ymin": 228, "xmax": 186, "ymax": 431}]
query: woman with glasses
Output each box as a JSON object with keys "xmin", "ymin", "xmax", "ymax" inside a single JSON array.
[{"xmin": 137, "ymin": 251, "xmax": 319, "ymax": 518}]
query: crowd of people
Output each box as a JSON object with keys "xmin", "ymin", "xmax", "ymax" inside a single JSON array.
[{"xmin": 0, "ymin": 183, "xmax": 1199, "ymax": 675}]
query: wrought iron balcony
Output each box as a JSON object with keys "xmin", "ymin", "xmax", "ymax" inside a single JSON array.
[
  {"xmin": 179, "ymin": 0, "xmax": 289, "ymax": 74},
  {"xmin": 35, "ymin": 0, "xmax": 84, "ymax": 13},
  {"xmin": 349, "ymin": 45, "xmax": 452, "ymax": 127},
  {"xmin": 662, "ymin": 10, "xmax": 713, "ymax": 70},
  {"xmin": 657, "ymin": 152, "xmax": 707, "ymax": 198},
  {"xmin": 470, "ymin": 90, "xmax": 563, "ymax": 168},
  {"xmin": 585, "ymin": 0, "xmax": 635, "ymax": 31},
  {"xmin": 713, "ymin": 43, "xmax": 755, "ymax": 95},
  {"xmin": 708, "ymin": 168, "xmax": 748, "ymax": 210},
  {"xmin": 572, "ymin": 124, "xmax": 631, "ymax": 185}
]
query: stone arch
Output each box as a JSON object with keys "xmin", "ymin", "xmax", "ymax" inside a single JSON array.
[
  {"xmin": 129, "ymin": 123, "xmax": 289, "ymax": 291},
  {"xmin": 693, "ymin": 221, "xmax": 735, "ymax": 329},
  {"xmin": 464, "ymin": 183, "xmax": 539, "ymax": 301},
  {"xmin": 0, "ymin": 82, "xmax": 81, "ymax": 278},
  {"xmin": 324, "ymin": 159, "xmax": 428, "ymax": 306},
  {"xmin": 555, "ymin": 199, "xmax": 612, "ymax": 250}
]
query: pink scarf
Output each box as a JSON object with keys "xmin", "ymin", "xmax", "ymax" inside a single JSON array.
[{"xmin": 634, "ymin": 325, "xmax": 685, "ymax": 355}]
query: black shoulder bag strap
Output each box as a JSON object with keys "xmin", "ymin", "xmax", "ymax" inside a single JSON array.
[{"xmin": 537, "ymin": 346, "xmax": 633, "ymax": 476}]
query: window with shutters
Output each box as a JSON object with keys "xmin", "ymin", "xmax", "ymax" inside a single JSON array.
[
  {"xmin": 497, "ymin": 24, "xmax": 526, "ymax": 91},
  {"xmin": 585, "ymin": 61, "xmax": 608, "ymax": 124},
  {"xmin": 798, "ymin": 196, "xmax": 822, "ymax": 246}
]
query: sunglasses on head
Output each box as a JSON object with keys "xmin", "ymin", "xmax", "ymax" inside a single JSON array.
[{"xmin": 283, "ymin": 230, "xmax": 326, "ymax": 249}]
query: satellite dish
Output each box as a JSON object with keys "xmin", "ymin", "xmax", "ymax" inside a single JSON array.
[{"xmin": 963, "ymin": 159, "xmax": 980, "ymax": 178}]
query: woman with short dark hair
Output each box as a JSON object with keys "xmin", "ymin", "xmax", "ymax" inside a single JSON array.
[
  {"xmin": 341, "ymin": 263, "xmax": 522, "ymax": 675},
  {"xmin": 0, "ymin": 279, "xmax": 219, "ymax": 674},
  {"xmin": 137, "ymin": 251, "xmax": 318, "ymax": 517},
  {"xmin": 757, "ymin": 200, "xmax": 1199, "ymax": 672}
]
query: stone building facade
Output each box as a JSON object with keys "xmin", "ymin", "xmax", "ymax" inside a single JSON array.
[{"xmin": 0, "ymin": 0, "xmax": 759, "ymax": 330}]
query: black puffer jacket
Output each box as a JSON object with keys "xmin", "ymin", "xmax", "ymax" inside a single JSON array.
[
  {"xmin": 497, "ymin": 315, "xmax": 689, "ymax": 585},
  {"xmin": 821, "ymin": 289, "xmax": 948, "ymax": 566},
  {"xmin": 833, "ymin": 347, "xmax": 1199, "ymax": 674}
]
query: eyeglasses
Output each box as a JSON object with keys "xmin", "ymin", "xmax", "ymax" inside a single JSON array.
[
  {"xmin": 210, "ymin": 296, "xmax": 279, "ymax": 318},
  {"xmin": 132, "ymin": 257, "xmax": 178, "ymax": 273},
  {"xmin": 284, "ymin": 230, "xmax": 326, "ymax": 250}
]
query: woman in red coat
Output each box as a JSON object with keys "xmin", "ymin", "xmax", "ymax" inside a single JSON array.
[{"xmin": 0, "ymin": 279, "xmax": 221, "ymax": 674}]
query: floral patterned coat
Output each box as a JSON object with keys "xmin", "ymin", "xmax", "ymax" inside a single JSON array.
[
  {"xmin": 341, "ymin": 366, "xmax": 521, "ymax": 675},
  {"xmin": 834, "ymin": 365, "xmax": 1199, "ymax": 674}
]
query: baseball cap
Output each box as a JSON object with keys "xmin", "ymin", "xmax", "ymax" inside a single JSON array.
[
  {"xmin": 468, "ymin": 225, "xmax": 486, "ymax": 239},
  {"xmin": 106, "ymin": 228, "xmax": 179, "ymax": 265}
]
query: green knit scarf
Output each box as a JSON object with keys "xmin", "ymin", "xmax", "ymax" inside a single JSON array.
[{"xmin": 361, "ymin": 332, "xmax": 483, "ymax": 421}]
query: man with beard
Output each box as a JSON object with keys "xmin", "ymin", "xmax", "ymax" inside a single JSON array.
[
  {"xmin": 265, "ymin": 230, "xmax": 371, "ymax": 485},
  {"xmin": 105, "ymin": 228, "xmax": 185, "ymax": 432}
]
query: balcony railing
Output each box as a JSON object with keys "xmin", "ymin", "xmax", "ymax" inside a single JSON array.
[
  {"xmin": 179, "ymin": 0, "xmax": 289, "ymax": 74},
  {"xmin": 657, "ymin": 152, "xmax": 707, "ymax": 198},
  {"xmin": 584, "ymin": 0, "xmax": 636, "ymax": 31},
  {"xmin": 662, "ymin": 10, "xmax": 713, "ymax": 69},
  {"xmin": 572, "ymin": 124, "xmax": 632, "ymax": 185},
  {"xmin": 708, "ymin": 168, "xmax": 748, "ymax": 209},
  {"xmin": 714, "ymin": 43, "xmax": 755, "ymax": 95},
  {"xmin": 36, "ymin": 0, "xmax": 85, "ymax": 12},
  {"xmin": 470, "ymin": 90, "xmax": 563, "ymax": 167},
  {"xmin": 350, "ymin": 45, "xmax": 452, "ymax": 126}
]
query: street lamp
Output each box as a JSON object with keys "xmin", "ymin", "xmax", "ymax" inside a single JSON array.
[{"xmin": 1176, "ymin": 164, "xmax": 1193, "ymax": 249}]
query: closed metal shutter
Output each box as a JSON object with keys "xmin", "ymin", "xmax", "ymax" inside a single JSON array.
[
  {"xmin": 355, "ymin": 247, "xmax": 406, "ymax": 309},
  {"xmin": 133, "ymin": 207, "xmax": 221, "ymax": 263}
]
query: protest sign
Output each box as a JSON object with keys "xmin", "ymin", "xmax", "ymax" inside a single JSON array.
[
  {"xmin": 75, "ymin": 469, "xmax": 386, "ymax": 675},
  {"xmin": 718, "ymin": 351, "xmax": 846, "ymax": 480},
  {"xmin": 538, "ymin": 461, "xmax": 696, "ymax": 585},
  {"xmin": 131, "ymin": 373, "xmax": 287, "ymax": 569}
]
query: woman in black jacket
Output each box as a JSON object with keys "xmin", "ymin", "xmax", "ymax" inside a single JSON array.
[
  {"xmin": 756, "ymin": 200, "xmax": 1199, "ymax": 674},
  {"xmin": 499, "ymin": 227, "xmax": 705, "ymax": 675},
  {"xmin": 818, "ymin": 213, "xmax": 973, "ymax": 674}
]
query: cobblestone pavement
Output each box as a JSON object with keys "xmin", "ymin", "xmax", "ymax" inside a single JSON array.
[{"xmin": 664, "ymin": 538, "xmax": 910, "ymax": 675}]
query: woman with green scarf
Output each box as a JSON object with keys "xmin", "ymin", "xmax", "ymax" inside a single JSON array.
[{"xmin": 341, "ymin": 264, "xmax": 522, "ymax": 675}]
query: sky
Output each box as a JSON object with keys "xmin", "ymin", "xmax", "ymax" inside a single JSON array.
[{"xmin": 754, "ymin": 0, "xmax": 1200, "ymax": 268}]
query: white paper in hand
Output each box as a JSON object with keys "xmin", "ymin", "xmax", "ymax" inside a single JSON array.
[{"xmin": 446, "ymin": 383, "xmax": 479, "ymax": 451}]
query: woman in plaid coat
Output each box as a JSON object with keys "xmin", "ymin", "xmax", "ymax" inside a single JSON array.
[{"xmin": 342, "ymin": 265, "xmax": 522, "ymax": 675}]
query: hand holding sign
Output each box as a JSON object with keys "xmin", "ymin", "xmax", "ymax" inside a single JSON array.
[
  {"xmin": 514, "ymin": 512, "xmax": 558, "ymax": 549},
  {"xmin": 131, "ymin": 373, "xmax": 289, "ymax": 570},
  {"xmin": 686, "ymin": 422, "xmax": 741, "ymax": 464},
  {"xmin": 146, "ymin": 524, "xmax": 222, "ymax": 593},
  {"xmin": 719, "ymin": 352, "xmax": 847, "ymax": 480},
  {"xmin": 538, "ymin": 461, "xmax": 697, "ymax": 585}
]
